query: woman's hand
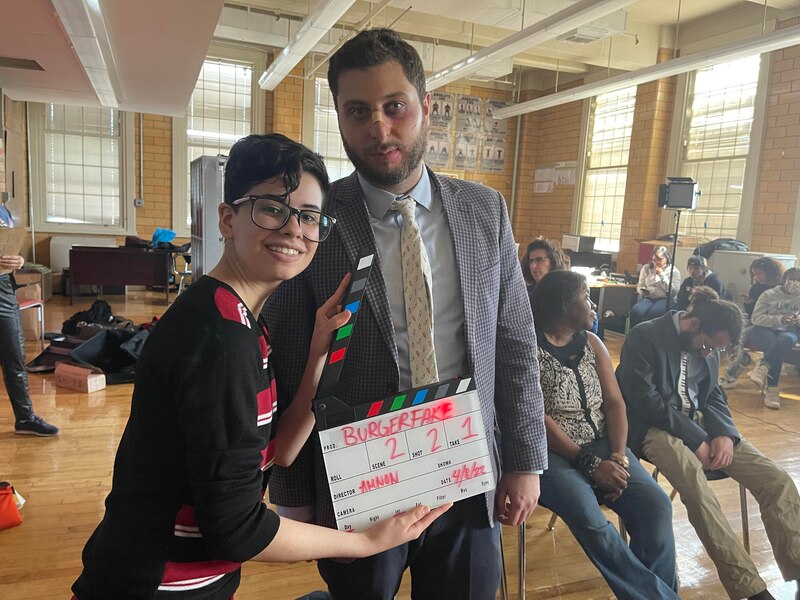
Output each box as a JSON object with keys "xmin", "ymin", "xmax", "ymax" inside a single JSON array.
[
  {"xmin": 309, "ymin": 274, "xmax": 352, "ymax": 360},
  {"xmin": 360, "ymin": 503, "xmax": 452, "ymax": 555},
  {"xmin": 0, "ymin": 255, "xmax": 25, "ymax": 271},
  {"xmin": 591, "ymin": 460, "xmax": 629, "ymax": 495}
]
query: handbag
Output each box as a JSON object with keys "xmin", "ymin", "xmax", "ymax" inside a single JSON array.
[{"xmin": 0, "ymin": 482, "xmax": 23, "ymax": 530}]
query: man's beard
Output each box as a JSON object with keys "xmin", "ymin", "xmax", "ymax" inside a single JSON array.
[
  {"xmin": 679, "ymin": 330, "xmax": 702, "ymax": 355},
  {"xmin": 342, "ymin": 125, "xmax": 428, "ymax": 189}
]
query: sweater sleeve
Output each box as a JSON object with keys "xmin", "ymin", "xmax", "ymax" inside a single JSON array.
[{"xmin": 174, "ymin": 319, "xmax": 280, "ymax": 562}]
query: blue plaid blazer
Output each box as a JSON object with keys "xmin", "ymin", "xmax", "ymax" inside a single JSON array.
[{"xmin": 264, "ymin": 168, "xmax": 547, "ymax": 527}]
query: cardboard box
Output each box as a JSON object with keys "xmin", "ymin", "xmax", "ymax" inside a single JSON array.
[
  {"xmin": 15, "ymin": 283, "xmax": 42, "ymax": 341},
  {"xmin": 54, "ymin": 362, "xmax": 106, "ymax": 393},
  {"xmin": 14, "ymin": 266, "xmax": 52, "ymax": 301}
]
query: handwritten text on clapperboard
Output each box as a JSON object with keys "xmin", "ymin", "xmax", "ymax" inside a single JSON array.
[{"xmin": 318, "ymin": 380, "xmax": 495, "ymax": 532}]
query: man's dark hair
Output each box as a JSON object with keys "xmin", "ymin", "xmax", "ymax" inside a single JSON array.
[
  {"xmin": 327, "ymin": 28, "xmax": 426, "ymax": 107},
  {"xmin": 520, "ymin": 237, "xmax": 571, "ymax": 285},
  {"xmin": 531, "ymin": 270, "xmax": 586, "ymax": 330},
  {"xmin": 782, "ymin": 266, "xmax": 800, "ymax": 284},
  {"xmin": 685, "ymin": 295, "xmax": 743, "ymax": 345},
  {"xmin": 223, "ymin": 134, "xmax": 329, "ymax": 205}
]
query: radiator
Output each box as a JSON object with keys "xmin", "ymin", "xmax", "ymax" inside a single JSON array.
[{"xmin": 49, "ymin": 235, "xmax": 117, "ymax": 274}]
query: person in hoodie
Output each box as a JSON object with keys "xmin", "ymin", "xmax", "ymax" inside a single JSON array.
[
  {"xmin": 747, "ymin": 267, "xmax": 800, "ymax": 409},
  {"xmin": 676, "ymin": 255, "xmax": 731, "ymax": 311}
]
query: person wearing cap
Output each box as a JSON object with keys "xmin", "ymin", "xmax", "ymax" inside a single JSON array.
[
  {"xmin": 0, "ymin": 196, "xmax": 59, "ymax": 437},
  {"xmin": 676, "ymin": 255, "xmax": 731, "ymax": 311}
]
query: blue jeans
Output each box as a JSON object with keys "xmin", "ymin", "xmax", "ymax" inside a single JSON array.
[
  {"xmin": 0, "ymin": 274, "xmax": 34, "ymax": 422},
  {"xmin": 539, "ymin": 438, "xmax": 679, "ymax": 600},
  {"xmin": 748, "ymin": 326, "xmax": 799, "ymax": 387},
  {"xmin": 629, "ymin": 298, "xmax": 669, "ymax": 328}
]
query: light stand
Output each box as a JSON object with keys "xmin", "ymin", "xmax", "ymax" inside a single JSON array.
[{"xmin": 665, "ymin": 209, "xmax": 682, "ymax": 312}]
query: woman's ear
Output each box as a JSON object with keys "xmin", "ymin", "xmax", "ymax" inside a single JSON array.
[{"xmin": 218, "ymin": 203, "xmax": 235, "ymax": 240}]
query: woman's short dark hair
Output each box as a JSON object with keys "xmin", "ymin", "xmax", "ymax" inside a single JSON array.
[
  {"xmin": 750, "ymin": 257, "xmax": 785, "ymax": 285},
  {"xmin": 327, "ymin": 28, "xmax": 426, "ymax": 107},
  {"xmin": 223, "ymin": 134, "xmax": 329, "ymax": 206},
  {"xmin": 782, "ymin": 266, "xmax": 800, "ymax": 284},
  {"xmin": 531, "ymin": 270, "xmax": 586, "ymax": 330},
  {"xmin": 520, "ymin": 237, "xmax": 571, "ymax": 285},
  {"xmin": 685, "ymin": 294, "xmax": 743, "ymax": 345}
]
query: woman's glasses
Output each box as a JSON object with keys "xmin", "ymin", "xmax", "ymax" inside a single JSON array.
[{"xmin": 232, "ymin": 194, "xmax": 336, "ymax": 243}]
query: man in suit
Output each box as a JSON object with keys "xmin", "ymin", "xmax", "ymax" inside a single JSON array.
[
  {"xmin": 617, "ymin": 298, "xmax": 800, "ymax": 600},
  {"xmin": 264, "ymin": 28, "xmax": 546, "ymax": 600}
]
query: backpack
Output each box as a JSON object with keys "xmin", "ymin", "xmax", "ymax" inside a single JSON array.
[
  {"xmin": 695, "ymin": 238, "xmax": 748, "ymax": 260},
  {"xmin": 61, "ymin": 300, "xmax": 114, "ymax": 335}
]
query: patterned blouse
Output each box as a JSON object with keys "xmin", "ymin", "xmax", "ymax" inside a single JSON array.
[{"xmin": 537, "ymin": 330, "xmax": 607, "ymax": 446}]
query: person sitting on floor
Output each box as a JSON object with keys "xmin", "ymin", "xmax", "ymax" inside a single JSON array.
[
  {"xmin": 617, "ymin": 291, "xmax": 800, "ymax": 600},
  {"xmin": 676, "ymin": 255, "xmax": 731, "ymax": 310},
  {"xmin": 532, "ymin": 270, "xmax": 679, "ymax": 600},
  {"xmin": 721, "ymin": 256, "xmax": 785, "ymax": 389},
  {"xmin": 747, "ymin": 267, "xmax": 800, "ymax": 409},
  {"xmin": 629, "ymin": 246, "xmax": 681, "ymax": 328}
]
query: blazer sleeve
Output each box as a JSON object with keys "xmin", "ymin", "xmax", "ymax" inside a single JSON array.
[
  {"xmin": 492, "ymin": 191, "xmax": 548, "ymax": 472},
  {"xmin": 262, "ymin": 272, "xmax": 319, "ymax": 513},
  {"xmin": 618, "ymin": 325, "xmax": 708, "ymax": 451},
  {"xmin": 700, "ymin": 354, "xmax": 741, "ymax": 444}
]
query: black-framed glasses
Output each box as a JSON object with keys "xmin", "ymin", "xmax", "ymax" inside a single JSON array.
[{"xmin": 232, "ymin": 194, "xmax": 336, "ymax": 243}]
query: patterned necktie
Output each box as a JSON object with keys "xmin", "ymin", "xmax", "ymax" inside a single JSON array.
[{"xmin": 391, "ymin": 196, "xmax": 439, "ymax": 387}]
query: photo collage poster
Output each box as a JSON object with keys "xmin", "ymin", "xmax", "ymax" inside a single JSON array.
[{"xmin": 425, "ymin": 93, "xmax": 508, "ymax": 173}]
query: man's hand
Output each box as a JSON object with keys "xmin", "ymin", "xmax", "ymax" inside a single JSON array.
[
  {"xmin": 708, "ymin": 436, "xmax": 734, "ymax": 471},
  {"xmin": 694, "ymin": 441, "xmax": 712, "ymax": 470},
  {"xmin": 495, "ymin": 472, "xmax": 540, "ymax": 526}
]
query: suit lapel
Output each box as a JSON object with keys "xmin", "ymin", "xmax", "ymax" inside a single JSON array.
[
  {"xmin": 659, "ymin": 313, "xmax": 682, "ymax": 386},
  {"xmin": 434, "ymin": 171, "xmax": 475, "ymax": 368},
  {"xmin": 332, "ymin": 173, "xmax": 398, "ymax": 365}
]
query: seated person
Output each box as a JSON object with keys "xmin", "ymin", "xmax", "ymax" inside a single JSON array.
[
  {"xmin": 676, "ymin": 255, "xmax": 731, "ymax": 310},
  {"xmin": 617, "ymin": 292, "xmax": 800, "ymax": 600},
  {"xmin": 747, "ymin": 267, "xmax": 800, "ymax": 409},
  {"xmin": 71, "ymin": 134, "xmax": 449, "ymax": 600},
  {"xmin": 532, "ymin": 270, "xmax": 678, "ymax": 600},
  {"xmin": 629, "ymin": 246, "xmax": 681, "ymax": 327},
  {"xmin": 721, "ymin": 256, "xmax": 785, "ymax": 389},
  {"xmin": 520, "ymin": 237, "xmax": 570, "ymax": 308}
]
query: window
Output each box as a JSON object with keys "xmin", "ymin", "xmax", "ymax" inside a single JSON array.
[
  {"xmin": 29, "ymin": 103, "xmax": 134, "ymax": 233},
  {"xmin": 309, "ymin": 76, "xmax": 353, "ymax": 181},
  {"xmin": 173, "ymin": 50, "xmax": 264, "ymax": 237},
  {"xmin": 678, "ymin": 55, "xmax": 761, "ymax": 239},
  {"xmin": 578, "ymin": 86, "xmax": 637, "ymax": 253}
]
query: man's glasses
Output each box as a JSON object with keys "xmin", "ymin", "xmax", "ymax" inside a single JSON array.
[{"xmin": 232, "ymin": 194, "xmax": 336, "ymax": 243}]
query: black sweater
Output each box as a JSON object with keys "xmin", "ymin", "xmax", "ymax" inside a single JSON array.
[{"xmin": 73, "ymin": 276, "xmax": 281, "ymax": 599}]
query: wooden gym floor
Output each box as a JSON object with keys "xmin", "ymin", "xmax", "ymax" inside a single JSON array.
[{"xmin": 1, "ymin": 290, "xmax": 799, "ymax": 599}]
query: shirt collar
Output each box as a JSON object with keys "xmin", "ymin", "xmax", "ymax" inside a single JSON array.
[
  {"xmin": 358, "ymin": 166, "xmax": 433, "ymax": 219},
  {"xmin": 672, "ymin": 310, "xmax": 687, "ymax": 336}
]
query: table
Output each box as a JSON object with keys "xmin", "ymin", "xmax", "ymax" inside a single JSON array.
[
  {"xmin": 69, "ymin": 246, "xmax": 172, "ymax": 305},
  {"xmin": 590, "ymin": 282, "xmax": 638, "ymax": 320}
]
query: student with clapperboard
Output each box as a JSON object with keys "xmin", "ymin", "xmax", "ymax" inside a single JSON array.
[{"xmin": 71, "ymin": 135, "xmax": 450, "ymax": 600}]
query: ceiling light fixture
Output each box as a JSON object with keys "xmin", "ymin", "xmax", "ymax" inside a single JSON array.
[
  {"xmin": 425, "ymin": 0, "xmax": 637, "ymax": 91},
  {"xmin": 51, "ymin": 0, "xmax": 120, "ymax": 108},
  {"xmin": 493, "ymin": 23, "xmax": 800, "ymax": 120},
  {"xmin": 259, "ymin": 0, "xmax": 357, "ymax": 91}
]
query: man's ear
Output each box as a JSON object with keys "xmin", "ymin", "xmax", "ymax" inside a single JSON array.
[
  {"xmin": 686, "ymin": 317, "xmax": 702, "ymax": 331},
  {"xmin": 218, "ymin": 203, "xmax": 235, "ymax": 239}
]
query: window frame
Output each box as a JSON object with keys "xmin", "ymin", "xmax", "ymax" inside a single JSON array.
[
  {"xmin": 663, "ymin": 55, "xmax": 769, "ymax": 245},
  {"xmin": 172, "ymin": 44, "xmax": 265, "ymax": 238},
  {"xmin": 574, "ymin": 85, "xmax": 638, "ymax": 254},
  {"xmin": 28, "ymin": 102, "xmax": 135, "ymax": 235},
  {"xmin": 302, "ymin": 70, "xmax": 354, "ymax": 182}
]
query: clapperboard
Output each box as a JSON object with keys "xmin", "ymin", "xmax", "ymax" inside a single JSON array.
[{"xmin": 313, "ymin": 249, "xmax": 495, "ymax": 532}]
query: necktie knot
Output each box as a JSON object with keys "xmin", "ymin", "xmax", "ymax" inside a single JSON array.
[{"xmin": 391, "ymin": 196, "xmax": 416, "ymax": 221}]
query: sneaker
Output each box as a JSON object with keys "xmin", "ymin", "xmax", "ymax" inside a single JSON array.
[
  {"xmin": 720, "ymin": 374, "xmax": 738, "ymax": 389},
  {"xmin": 14, "ymin": 415, "xmax": 60, "ymax": 437},
  {"xmin": 764, "ymin": 387, "xmax": 781, "ymax": 410},
  {"xmin": 749, "ymin": 364, "xmax": 769, "ymax": 389}
]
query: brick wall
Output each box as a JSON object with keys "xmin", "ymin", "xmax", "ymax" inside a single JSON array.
[
  {"xmin": 135, "ymin": 113, "xmax": 173, "ymax": 240},
  {"xmin": 270, "ymin": 61, "xmax": 304, "ymax": 141},
  {"xmin": 511, "ymin": 83, "xmax": 584, "ymax": 252},
  {"xmin": 616, "ymin": 48, "xmax": 676, "ymax": 272},
  {"xmin": 751, "ymin": 16, "xmax": 800, "ymax": 253}
]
